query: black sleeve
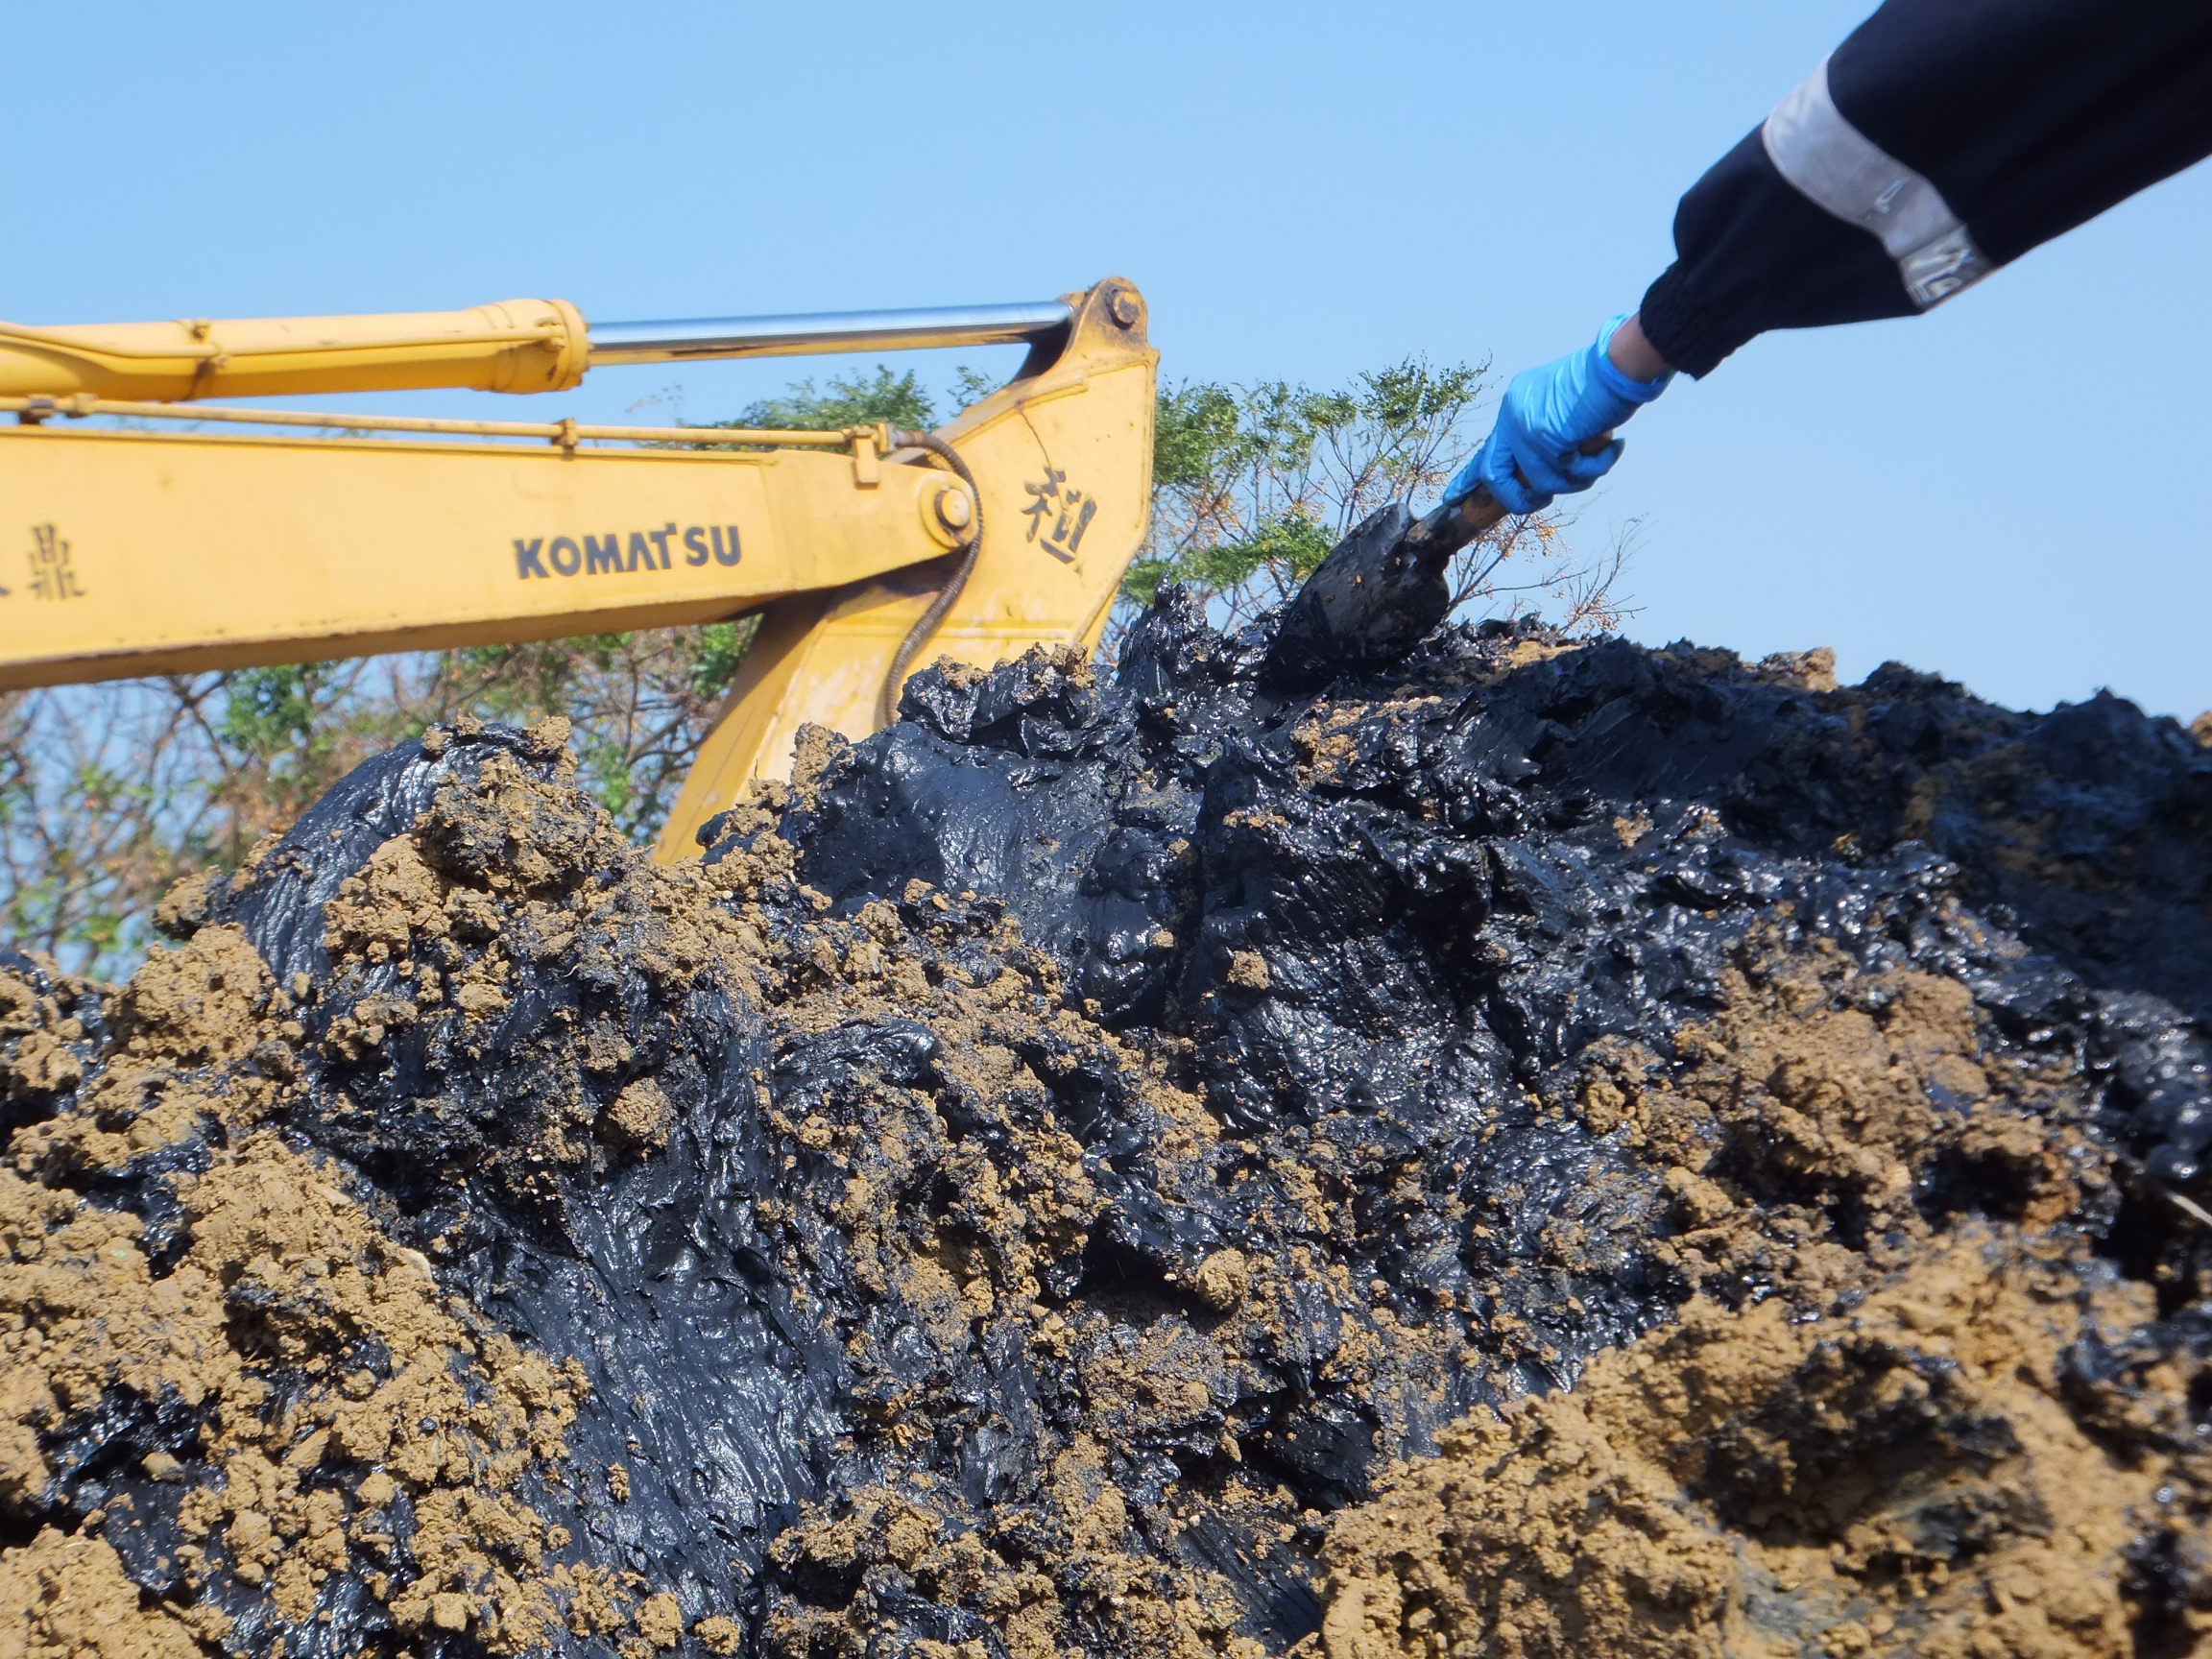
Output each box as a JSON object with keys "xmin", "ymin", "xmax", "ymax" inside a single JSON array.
[{"xmin": 1638, "ymin": 0, "xmax": 2212, "ymax": 378}]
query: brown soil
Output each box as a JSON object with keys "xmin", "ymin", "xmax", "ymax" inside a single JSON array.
[
  {"xmin": 1314, "ymin": 1232, "xmax": 2180, "ymax": 1659},
  {"xmin": 0, "ymin": 737, "xmax": 662, "ymax": 1652},
  {"xmin": 1308, "ymin": 941, "xmax": 2212, "ymax": 1659}
]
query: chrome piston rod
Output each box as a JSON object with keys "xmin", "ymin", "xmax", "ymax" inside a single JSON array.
[{"xmin": 586, "ymin": 301, "xmax": 1073, "ymax": 366}]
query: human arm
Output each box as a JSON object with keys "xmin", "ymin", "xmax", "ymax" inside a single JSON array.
[
  {"xmin": 1646, "ymin": 0, "xmax": 2212, "ymax": 375},
  {"xmin": 1603, "ymin": 315, "xmax": 1669, "ymax": 384},
  {"xmin": 1445, "ymin": 316, "xmax": 1671, "ymax": 516},
  {"xmin": 1453, "ymin": 0, "xmax": 2212, "ymax": 513}
]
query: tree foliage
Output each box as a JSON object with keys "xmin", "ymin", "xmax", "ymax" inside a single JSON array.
[
  {"xmin": 1119, "ymin": 357, "xmax": 1633, "ymax": 639},
  {"xmin": 698, "ymin": 365, "xmax": 938, "ymax": 435},
  {"xmin": 1, "ymin": 355, "xmax": 1629, "ymax": 978}
]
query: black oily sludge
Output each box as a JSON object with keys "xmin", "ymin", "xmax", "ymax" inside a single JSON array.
[
  {"xmin": 782, "ymin": 599, "xmax": 2212, "ymax": 1179},
  {"xmin": 7, "ymin": 586, "xmax": 2209, "ymax": 1657}
]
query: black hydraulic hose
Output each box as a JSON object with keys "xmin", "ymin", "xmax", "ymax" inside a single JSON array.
[{"xmin": 879, "ymin": 429, "xmax": 983, "ymax": 728}]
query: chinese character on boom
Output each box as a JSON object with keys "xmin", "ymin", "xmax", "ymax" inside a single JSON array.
[
  {"xmin": 1019, "ymin": 470, "xmax": 1097, "ymax": 565},
  {"xmin": 27, "ymin": 524, "xmax": 83, "ymax": 602}
]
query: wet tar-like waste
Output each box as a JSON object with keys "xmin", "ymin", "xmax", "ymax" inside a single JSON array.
[{"xmin": 4, "ymin": 587, "xmax": 2211, "ymax": 1657}]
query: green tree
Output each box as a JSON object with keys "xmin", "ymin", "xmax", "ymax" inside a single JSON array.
[
  {"xmin": 697, "ymin": 364, "xmax": 938, "ymax": 435},
  {"xmin": 1118, "ymin": 358, "xmax": 1632, "ymax": 640}
]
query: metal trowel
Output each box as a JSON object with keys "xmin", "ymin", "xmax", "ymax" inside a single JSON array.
[{"xmin": 1261, "ymin": 436, "xmax": 1611, "ymax": 690}]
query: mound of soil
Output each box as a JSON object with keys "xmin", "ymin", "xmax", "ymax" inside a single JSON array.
[{"xmin": 1, "ymin": 589, "xmax": 2208, "ymax": 1658}]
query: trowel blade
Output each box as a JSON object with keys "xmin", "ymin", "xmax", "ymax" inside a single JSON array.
[{"xmin": 1261, "ymin": 501, "xmax": 1449, "ymax": 691}]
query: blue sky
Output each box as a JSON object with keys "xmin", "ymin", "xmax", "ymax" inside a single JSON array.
[{"xmin": 9, "ymin": 1, "xmax": 2208, "ymax": 719}]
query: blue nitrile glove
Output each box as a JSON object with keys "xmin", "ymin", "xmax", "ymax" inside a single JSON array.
[{"xmin": 1445, "ymin": 315, "xmax": 1672, "ymax": 516}]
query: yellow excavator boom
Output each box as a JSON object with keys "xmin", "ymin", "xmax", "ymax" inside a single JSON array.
[
  {"xmin": 0, "ymin": 300, "xmax": 592, "ymax": 401},
  {"xmin": 0, "ymin": 278, "xmax": 1156, "ymax": 859}
]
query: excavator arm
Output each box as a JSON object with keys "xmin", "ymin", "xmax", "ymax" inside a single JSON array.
[{"xmin": 0, "ymin": 278, "xmax": 1156, "ymax": 858}]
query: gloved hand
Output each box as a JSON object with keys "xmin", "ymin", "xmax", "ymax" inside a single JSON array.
[{"xmin": 1445, "ymin": 315, "xmax": 1672, "ymax": 516}]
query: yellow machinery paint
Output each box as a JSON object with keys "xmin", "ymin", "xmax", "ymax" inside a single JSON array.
[
  {"xmin": 0, "ymin": 301, "xmax": 591, "ymax": 401},
  {"xmin": 0, "ymin": 278, "xmax": 1155, "ymax": 860}
]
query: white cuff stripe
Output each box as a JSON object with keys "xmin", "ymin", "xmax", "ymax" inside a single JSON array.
[{"xmin": 1761, "ymin": 56, "xmax": 1994, "ymax": 309}]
